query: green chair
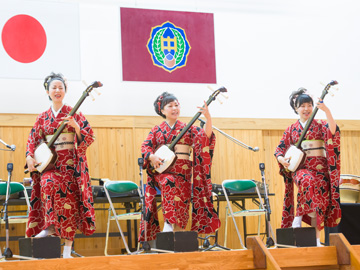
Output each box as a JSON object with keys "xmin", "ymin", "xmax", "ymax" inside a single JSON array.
[
  {"xmin": 222, "ymin": 179, "xmax": 267, "ymax": 249},
  {"xmin": 103, "ymin": 180, "xmax": 142, "ymax": 255},
  {"xmin": 0, "ymin": 182, "xmax": 30, "ymax": 230}
]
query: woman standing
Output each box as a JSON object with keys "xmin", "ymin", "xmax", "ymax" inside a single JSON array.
[
  {"xmin": 274, "ymin": 88, "xmax": 341, "ymax": 246},
  {"xmin": 25, "ymin": 72, "xmax": 96, "ymax": 258},
  {"xmin": 139, "ymin": 92, "xmax": 220, "ymax": 244}
]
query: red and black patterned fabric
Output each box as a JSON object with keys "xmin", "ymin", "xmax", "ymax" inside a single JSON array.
[
  {"xmin": 139, "ymin": 120, "xmax": 221, "ymax": 241},
  {"xmin": 274, "ymin": 119, "xmax": 341, "ymax": 230},
  {"xmin": 25, "ymin": 105, "xmax": 96, "ymax": 241}
]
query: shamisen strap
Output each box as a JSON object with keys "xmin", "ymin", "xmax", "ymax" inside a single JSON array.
[
  {"xmin": 301, "ymin": 140, "xmax": 326, "ymax": 157},
  {"xmin": 46, "ymin": 133, "xmax": 75, "ymax": 151}
]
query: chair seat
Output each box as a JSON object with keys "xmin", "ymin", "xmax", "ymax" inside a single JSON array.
[
  {"xmin": 7, "ymin": 215, "xmax": 29, "ymax": 223},
  {"xmin": 230, "ymin": 209, "xmax": 266, "ymax": 217},
  {"xmin": 223, "ymin": 179, "xmax": 256, "ymax": 192},
  {"xmin": 105, "ymin": 181, "xmax": 139, "ymax": 194},
  {"xmin": 110, "ymin": 212, "xmax": 142, "ymax": 221}
]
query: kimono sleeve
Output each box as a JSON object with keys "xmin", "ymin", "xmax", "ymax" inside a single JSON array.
[
  {"xmin": 74, "ymin": 112, "xmax": 95, "ymax": 157},
  {"xmin": 26, "ymin": 114, "xmax": 45, "ymax": 158},
  {"xmin": 141, "ymin": 126, "xmax": 159, "ymax": 169}
]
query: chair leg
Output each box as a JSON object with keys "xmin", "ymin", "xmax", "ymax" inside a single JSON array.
[
  {"xmin": 223, "ymin": 191, "xmax": 246, "ymax": 249},
  {"xmin": 224, "ymin": 206, "xmax": 229, "ymax": 247},
  {"xmin": 104, "ymin": 188, "xmax": 131, "ymax": 254},
  {"xmin": 104, "ymin": 208, "xmax": 111, "ymax": 256}
]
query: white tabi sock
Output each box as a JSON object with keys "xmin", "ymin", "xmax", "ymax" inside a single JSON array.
[
  {"xmin": 292, "ymin": 215, "xmax": 303, "ymax": 228},
  {"xmin": 316, "ymin": 238, "xmax": 322, "ymax": 247},
  {"xmin": 63, "ymin": 246, "xmax": 73, "ymax": 258},
  {"xmin": 35, "ymin": 225, "xmax": 55, "ymax": 238},
  {"xmin": 162, "ymin": 221, "xmax": 173, "ymax": 232}
]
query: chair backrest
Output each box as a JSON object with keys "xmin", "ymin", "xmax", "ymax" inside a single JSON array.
[{"xmin": 104, "ymin": 180, "xmax": 139, "ymax": 194}]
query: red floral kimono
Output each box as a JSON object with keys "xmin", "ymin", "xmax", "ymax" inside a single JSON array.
[
  {"xmin": 274, "ymin": 119, "xmax": 341, "ymax": 230},
  {"xmin": 25, "ymin": 105, "xmax": 96, "ymax": 241},
  {"xmin": 139, "ymin": 120, "xmax": 221, "ymax": 241}
]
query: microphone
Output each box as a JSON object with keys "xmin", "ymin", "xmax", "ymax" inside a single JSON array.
[
  {"xmin": 8, "ymin": 145, "xmax": 16, "ymax": 151},
  {"xmin": 138, "ymin": 157, "xmax": 144, "ymax": 167},
  {"xmin": 259, "ymin": 162, "xmax": 265, "ymax": 171},
  {"xmin": 0, "ymin": 139, "xmax": 16, "ymax": 151},
  {"xmin": 198, "ymin": 118, "xmax": 206, "ymax": 128},
  {"xmin": 7, "ymin": 163, "xmax": 13, "ymax": 172}
]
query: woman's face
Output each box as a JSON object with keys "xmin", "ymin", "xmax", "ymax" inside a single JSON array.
[
  {"xmin": 47, "ymin": 80, "xmax": 66, "ymax": 104},
  {"xmin": 296, "ymin": 102, "xmax": 313, "ymax": 122},
  {"xmin": 161, "ymin": 100, "xmax": 180, "ymax": 122}
]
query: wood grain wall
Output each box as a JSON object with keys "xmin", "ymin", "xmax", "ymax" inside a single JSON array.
[{"xmin": 0, "ymin": 114, "xmax": 359, "ymax": 255}]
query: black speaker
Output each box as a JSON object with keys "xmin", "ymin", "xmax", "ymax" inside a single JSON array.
[
  {"xmin": 156, "ymin": 231, "xmax": 198, "ymax": 252},
  {"xmin": 19, "ymin": 237, "xmax": 61, "ymax": 258},
  {"xmin": 276, "ymin": 227, "xmax": 316, "ymax": 247}
]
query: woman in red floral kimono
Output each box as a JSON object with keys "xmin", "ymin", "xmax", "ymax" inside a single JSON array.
[
  {"xmin": 139, "ymin": 92, "xmax": 221, "ymax": 245},
  {"xmin": 274, "ymin": 88, "xmax": 341, "ymax": 246},
  {"xmin": 25, "ymin": 72, "xmax": 96, "ymax": 258}
]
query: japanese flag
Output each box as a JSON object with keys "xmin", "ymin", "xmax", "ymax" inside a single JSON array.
[{"xmin": 0, "ymin": 0, "xmax": 80, "ymax": 80}]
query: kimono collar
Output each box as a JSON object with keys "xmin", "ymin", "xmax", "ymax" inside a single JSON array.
[
  {"xmin": 299, "ymin": 119, "xmax": 308, "ymax": 128},
  {"xmin": 51, "ymin": 104, "xmax": 65, "ymax": 118}
]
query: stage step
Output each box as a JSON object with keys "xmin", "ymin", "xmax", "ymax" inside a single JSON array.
[{"xmin": 0, "ymin": 233, "xmax": 359, "ymax": 269}]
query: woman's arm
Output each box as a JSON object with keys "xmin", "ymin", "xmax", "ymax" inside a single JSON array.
[
  {"xmin": 198, "ymin": 101, "xmax": 212, "ymax": 138},
  {"xmin": 317, "ymin": 99, "xmax": 336, "ymax": 134}
]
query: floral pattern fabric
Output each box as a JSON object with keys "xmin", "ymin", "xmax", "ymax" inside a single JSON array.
[
  {"xmin": 26, "ymin": 105, "xmax": 96, "ymax": 241},
  {"xmin": 274, "ymin": 119, "xmax": 341, "ymax": 230},
  {"xmin": 139, "ymin": 120, "xmax": 221, "ymax": 241}
]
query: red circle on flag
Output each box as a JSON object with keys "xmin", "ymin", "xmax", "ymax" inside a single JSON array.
[{"xmin": 1, "ymin": 14, "xmax": 47, "ymax": 63}]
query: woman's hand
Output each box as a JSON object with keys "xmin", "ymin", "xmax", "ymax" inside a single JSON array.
[
  {"xmin": 63, "ymin": 115, "xmax": 81, "ymax": 141},
  {"xmin": 149, "ymin": 154, "xmax": 164, "ymax": 169},
  {"xmin": 278, "ymin": 156, "xmax": 290, "ymax": 169},
  {"xmin": 316, "ymin": 99, "xmax": 329, "ymax": 113},
  {"xmin": 26, "ymin": 155, "xmax": 38, "ymax": 172},
  {"xmin": 198, "ymin": 101, "xmax": 211, "ymax": 120},
  {"xmin": 63, "ymin": 115, "xmax": 80, "ymax": 130}
]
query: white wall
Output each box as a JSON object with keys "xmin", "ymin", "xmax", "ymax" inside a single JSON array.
[{"xmin": 1, "ymin": 0, "xmax": 359, "ymax": 120}]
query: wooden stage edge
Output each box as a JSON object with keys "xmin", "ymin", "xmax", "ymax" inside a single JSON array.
[{"xmin": 1, "ymin": 234, "xmax": 359, "ymax": 270}]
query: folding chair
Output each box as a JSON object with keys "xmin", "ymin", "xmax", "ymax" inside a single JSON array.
[
  {"xmin": 222, "ymin": 179, "xmax": 267, "ymax": 249},
  {"xmin": 0, "ymin": 182, "xmax": 30, "ymax": 232},
  {"xmin": 103, "ymin": 180, "xmax": 142, "ymax": 255}
]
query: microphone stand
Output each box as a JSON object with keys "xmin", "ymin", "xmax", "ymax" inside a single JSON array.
[
  {"xmin": 137, "ymin": 158, "xmax": 151, "ymax": 253},
  {"xmin": 197, "ymin": 119, "xmax": 259, "ymax": 152},
  {"xmin": 136, "ymin": 158, "xmax": 173, "ymax": 254},
  {"xmin": 0, "ymin": 162, "xmax": 36, "ymax": 260},
  {"xmin": 197, "ymin": 119, "xmax": 259, "ymax": 250},
  {"xmin": 259, "ymin": 163, "xmax": 276, "ymax": 248}
]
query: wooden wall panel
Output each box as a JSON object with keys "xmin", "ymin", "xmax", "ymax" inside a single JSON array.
[{"xmin": 0, "ymin": 114, "xmax": 359, "ymax": 255}]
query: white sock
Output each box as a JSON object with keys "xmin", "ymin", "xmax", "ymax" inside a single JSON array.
[
  {"xmin": 292, "ymin": 215, "xmax": 303, "ymax": 228},
  {"xmin": 35, "ymin": 225, "xmax": 55, "ymax": 237},
  {"xmin": 162, "ymin": 221, "xmax": 173, "ymax": 232},
  {"xmin": 63, "ymin": 246, "xmax": 73, "ymax": 258},
  {"xmin": 316, "ymin": 238, "xmax": 322, "ymax": 247}
]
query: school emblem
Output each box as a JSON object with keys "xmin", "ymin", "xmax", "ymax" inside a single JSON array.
[{"xmin": 147, "ymin": 21, "xmax": 191, "ymax": 72}]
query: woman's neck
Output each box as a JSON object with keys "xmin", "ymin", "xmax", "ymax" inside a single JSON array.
[
  {"xmin": 166, "ymin": 119, "xmax": 176, "ymax": 127},
  {"xmin": 52, "ymin": 102, "xmax": 63, "ymax": 112}
]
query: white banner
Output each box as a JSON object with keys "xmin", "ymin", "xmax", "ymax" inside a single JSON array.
[{"xmin": 0, "ymin": 0, "xmax": 80, "ymax": 80}]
